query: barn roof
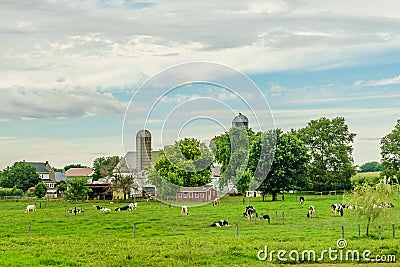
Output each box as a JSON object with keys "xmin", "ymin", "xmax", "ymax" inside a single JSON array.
[
  {"xmin": 65, "ymin": 168, "xmax": 93, "ymax": 177},
  {"xmin": 180, "ymin": 186, "xmax": 214, "ymax": 192}
]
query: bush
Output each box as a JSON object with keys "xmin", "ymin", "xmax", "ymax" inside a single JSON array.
[{"xmin": 0, "ymin": 187, "xmax": 23, "ymax": 196}]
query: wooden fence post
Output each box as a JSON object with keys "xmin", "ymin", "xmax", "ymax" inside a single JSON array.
[
  {"xmin": 392, "ymin": 224, "xmax": 395, "ymax": 238},
  {"xmin": 282, "ymin": 212, "xmax": 284, "ymax": 225},
  {"xmin": 378, "ymin": 226, "xmax": 381, "ymax": 240},
  {"xmin": 28, "ymin": 222, "xmax": 32, "ymax": 235},
  {"xmin": 275, "ymin": 211, "xmax": 278, "ymax": 221},
  {"xmin": 358, "ymin": 224, "xmax": 360, "ymax": 237},
  {"xmin": 236, "ymin": 224, "xmax": 239, "ymax": 236},
  {"xmin": 341, "ymin": 226, "xmax": 344, "ymax": 240},
  {"xmin": 133, "ymin": 223, "xmax": 136, "ymax": 238}
]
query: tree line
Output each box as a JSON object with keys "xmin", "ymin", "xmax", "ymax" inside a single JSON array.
[{"xmin": 150, "ymin": 116, "xmax": 400, "ymax": 201}]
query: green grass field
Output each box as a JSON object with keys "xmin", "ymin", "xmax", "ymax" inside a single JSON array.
[{"xmin": 0, "ymin": 194, "xmax": 399, "ymax": 266}]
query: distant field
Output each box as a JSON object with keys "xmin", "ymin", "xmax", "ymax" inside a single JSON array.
[
  {"xmin": 352, "ymin": 172, "xmax": 381, "ymax": 181},
  {"xmin": 0, "ymin": 194, "xmax": 399, "ymax": 266}
]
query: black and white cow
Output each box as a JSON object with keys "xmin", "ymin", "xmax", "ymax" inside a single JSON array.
[
  {"xmin": 128, "ymin": 202, "xmax": 138, "ymax": 211},
  {"xmin": 307, "ymin": 205, "xmax": 315, "ymax": 218},
  {"xmin": 115, "ymin": 205, "xmax": 130, "ymax": 211},
  {"xmin": 260, "ymin": 213, "xmax": 270, "ymax": 224},
  {"xmin": 299, "ymin": 196, "xmax": 305, "ymax": 205},
  {"xmin": 213, "ymin": 198, "xmax": 220, "ymax": 206},
  {"xmin": 243, "ymin": 206, "xmax": 257, "ymax": 221},
  {"xmin": 95, "ymin": 205, "xmax": 111, "ymax": 212},
  {"xmin": 331, "ymin": 203, "xmax": 344, "ymax": 216},
  {"xmin": 181, "ymin": 205, "xmax": 188, "ymax": 215},
  {"xmin": 68, "ymin": 207, "xmax": 84, "ymax": 215},
  {"xmin": 210, "ymin": 220, "xmax": 230, "ymax": 227}
]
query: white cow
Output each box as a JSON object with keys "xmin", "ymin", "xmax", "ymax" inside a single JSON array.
[{"xmin": 25, "ymin": 204, "xmax": 36, "ymax": 213}]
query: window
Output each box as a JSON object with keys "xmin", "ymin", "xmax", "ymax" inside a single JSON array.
[
  {"xmin": 195, "ymin": 192, "xmax": 199, "ymax": 198},
  {"xmin": 178, "ymin": 193, "xmax": 182, "ymax": 198},
  {"xmin": 200, "ymin": 193, "xmax": 204, "ymax": 198},
  {"xmin": 189, "ymin": 192, "xmax": 193, "ymax": 198},
  {"xmin": 183, "ymin": 192, "xmax": 188, "ymax": 198}
]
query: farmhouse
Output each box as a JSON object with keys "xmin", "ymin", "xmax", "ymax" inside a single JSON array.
[
  {"xmin": 176, "ymin": 186, "xmax": 218, "ymax": 202},
  {"xmin": 24, "ymin": 161, "xmax": 57, "ymax": 198}
]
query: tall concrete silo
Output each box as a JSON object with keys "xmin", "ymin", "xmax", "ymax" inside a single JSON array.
[
  {"xmin": 232, "ymin": 113, "xmax": 249, "ymax": 128},
  {"xmin": 136, "ymin": 130, "xmax": 152, "ymax": 170}
]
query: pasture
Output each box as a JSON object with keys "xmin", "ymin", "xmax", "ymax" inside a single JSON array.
[{"xmin": 0, "ymin": 194, "xmax": 399, "ymax": 266}]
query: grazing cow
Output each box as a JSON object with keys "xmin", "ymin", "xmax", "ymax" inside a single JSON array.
[
  {"xmin": 299, "ymin": 196, "xmax": 305, "ymax": 205},
  {"xmin": 260, "ymin": 213, "xmax": 270, "ymax": 224},
  {"xmin": 128, "ymin": 202, "xmax": 138, "ymax": 211},
  {"xmin": 213, "ymin": 198, "xmax": 220, "ymax": 206},
  {"xmin": 181, "ymin": 205, "xmax": 188, "ymax": 215},
  {"xmin": 68, "ymin": 207, "xmax": 84, "ymax": 215},
  {"xmin": 25, "ymin": 204, "xmax": 36, "ymax": 213},
  {"xmin": 307, "ymin": 205, "xmax": 315, "ymax": 218},
  {"xmin": 95, "ymin": 205, "xmax": 111, "ymax": 212},
  {"xmin": 331, "ymin": 203, "xmax": 344, "ymax": 216},
  {"xmin": 374, "ymin": 202, "xmax": 394, "ymax": 209},
  {"xmin": 211, "ymin": 220, "xmax": 230, "ymax": 227},
  {"xmin": 243, "ymin": 206, "xmax": 257, "ymax": 221},
  {"xmin": 115, "ymin": 205, "xmax": 130, "ymax": 211}
]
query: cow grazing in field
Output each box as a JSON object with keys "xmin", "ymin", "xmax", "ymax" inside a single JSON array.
[
  {"xmin": 68, "ymin": 207, "xmax": 84, "ymax": 215},
  {"xmin": 181, "ymin": 205, "xmax": 188, "ymax": 215},
  {"xmin": 331, "ymin": 203, "xmax": 344, "ymax": 216},
  {"xmin": 115, "ymin": 205, "xmax": 130, "ymax": 211},
  {"xmin": 260, "ymin": 213, "xmax": 270, "ymax": 224},
  {"xmin": 128, "ymin": 202, "xmax": 138, "ymax": 211},
  {"xmin": 25, "ymin": 204, "xmax": 36, "ymax": 213},
  {"xmin": 213, "ymin": 198, "xmax": 220, "ymax": 206},
  {"xmin": 243, "ymin": 206, "xmax": 257, "ymax": 221},
  {"xmin": 307, "ymin": 206, "xmax": 315, "ymax": 218},
  {"xmin": 299, "ymin": 196, "xmax": 305, "ymax": 205},
  {"xmin": 95, "ymin": 205, "xmax": 111, "ymax": 212},
  {"xmin": 211, "ymin": 220, "xmax": 230, "ymax": 227}
]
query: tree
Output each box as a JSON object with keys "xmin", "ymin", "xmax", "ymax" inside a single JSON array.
[
  {"xmin": 64, "ymin": 177, "xmax": 92, "ymax": 202},
  {"xmin": 359, "ymin": 161, "xmax": 384, "ymax": 172},
  {"xmin": 57, "ymin": 183, "xmax": 67, "ymax": 198},
  {"xmin": 0, "ymin": 162, "xmax": 40, "ymax": 192},
  {"xmin": 92, "ymin": 156, "xmax": 121, "ymax": 181},
  {"xmin": 153, "ymin": 138, "xmax": 213, "ymax": 187},
  {"xmin": 111, "ymin": 174, "xmax": 137, "ymax": 200},
  {"xmin": 64, "ymin": 164, "xmax": 88, "ymax": 172},
  {"xmin": 348, "ymin": 177, "xmax": 399, "ymax": 236},
  {"xmin": 212, "ymin": 127, "xmax": 257, "ymax": 194},
  {"xmin": 34, "ymin": 181, "xmax": 48, "ymax": 199},
  {"xmin": 380, "ymin": 119, "xmax": 400, "ymax": 179},
  {"xmin": 257, "ymin": 129, "xmax": 310, "ymax": 201},
  {"xmin": 296, "ymin": 117, "xmax": 355, "ymax": 191}
]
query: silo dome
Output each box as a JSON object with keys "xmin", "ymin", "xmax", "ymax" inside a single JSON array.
[{"xmin": 232, "ymin": 113, "xmax": 249, "ymax": 127}]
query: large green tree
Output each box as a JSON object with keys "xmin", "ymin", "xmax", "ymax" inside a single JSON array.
[
  {"xmin": 380, "ymin": 119, "xmax": 400, "ymax": 179},
  {"xmin": 296, "ymin": 117, "xmax": 355, "ymax": 191},
  {"xmin": 92, "ymin": 156, "xmax": 121, "ymax": 181},
  {"xmin": 153, "ymin": 138, "xmax": 213, "ymax": 187},
  {"xmin": 212, "ymin": 127, "xmax": 257, "ymax": 194},
  {"xmin": 63, "ymin": 164, "xmax": 88, "ymax": 172},
  {"xmin": 257, "ymin": 129, "xmax": 310, "ymax": 201},
  {"xmin": 0, "ymin": 162, "xmax": 40, "ymax": 192},
  {"xmin": 64, "ymin": 177, "xmax": 92, "ymax": 202}
]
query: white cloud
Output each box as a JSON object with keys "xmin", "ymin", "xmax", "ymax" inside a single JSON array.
[{"xmin": 354, "ymin": 75, "xmax": 400, "ymax": 86}]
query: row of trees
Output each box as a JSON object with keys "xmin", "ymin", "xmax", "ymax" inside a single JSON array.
[{"xmin": 150, "ymin": 116, "xmax": 400, "ymax": 201}]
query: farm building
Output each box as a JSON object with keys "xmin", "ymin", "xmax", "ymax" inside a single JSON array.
[
  {"xmin": 176, "ymin": 186, "xmax": 218, "ymax": 202},
  {"xmin": 24, "ymin": 161, "xmax": 58, "ymax": 198}
]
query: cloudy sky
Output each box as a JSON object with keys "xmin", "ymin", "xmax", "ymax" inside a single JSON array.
[{"xmin": 1, "ymin": 0, "xmax": 400, "ymax": 169}]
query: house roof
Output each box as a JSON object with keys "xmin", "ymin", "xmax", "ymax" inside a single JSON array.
[
  {"xmin": 181, "ymin": 186, "xmax": 214, "ymax": 192},
  {"xmin": 65, "ymin": 168, "xmax": 93, "ymax": 177},
  {"xmin": 55, "ymin": 172, "xmax": 67, "ymax": 182},
  {"xmin": 113, "ymin": 152, "xmax": 137, "ymax": 173},
  {"xmin": 24, "ymin": 162, "xmax": 51, "ymax": 173}
]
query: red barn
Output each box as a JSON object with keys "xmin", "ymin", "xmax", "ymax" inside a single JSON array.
[{"xmin": 176, "ymin": 186, "xmax": 217, "ymax": 202}]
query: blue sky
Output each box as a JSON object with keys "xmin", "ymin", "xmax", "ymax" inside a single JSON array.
[{"xmin": 1, "ymin": 0, "xmax": 400, "ymax": 169}]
